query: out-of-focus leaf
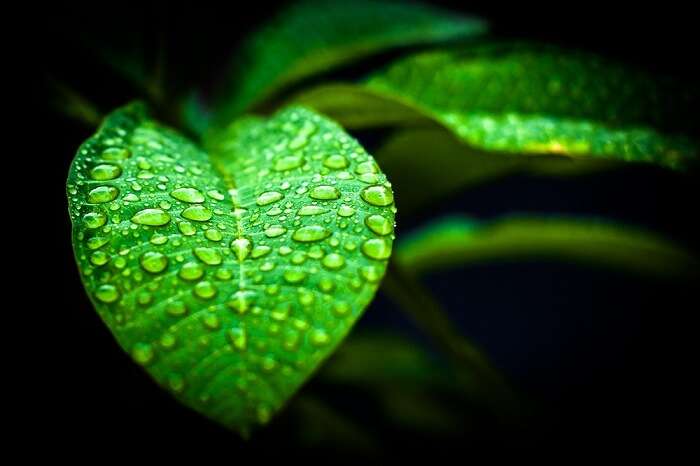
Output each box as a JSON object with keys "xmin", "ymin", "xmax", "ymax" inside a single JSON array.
[
  {"xmin": 67, "ymin": 103, "xmax": 396, "ymax": 436},
  {"xmin": 397, "ymin": 215, "xmax": 698, "ymax": 278},
  {"xmin": 210, "ymin": 0, "xmax": 487, "ymax": 127},
  {"xmin": 375, "ymin": 127, "xmax": 616, "ymax": 211},
  {"xmin": 294, "ymin": 43, "xmax": 699, "ymax": 170}
]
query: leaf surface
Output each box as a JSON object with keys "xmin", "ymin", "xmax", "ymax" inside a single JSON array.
[
  {"xmin": 67, "ymin": 102, "xmax": 396, "ymax": 435},
  {"xmin": 210, "ymin": 0, "xmax": 487, "ymax": 126},
  {"xmin": 396, "ymin": 215, "xmax": 697, "ymax": 278},
  {"xmin": 294, "ymin": 43, "xmax": 699, "ymax": 170}
]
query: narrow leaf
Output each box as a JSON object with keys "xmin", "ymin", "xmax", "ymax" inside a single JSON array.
[
  {"xmin": 294, "ymin": 43, "xmax": 699, "ymax": 170},
  {"xmin": 210, "ymin": 0, "xmax": 487, "ymax": 126},
  {"xmin": 396, "ymin": 215, "xmax": 698, "ymax": 278},
  {"xmin": 67, "ymin": 102, "xmax": 397, "ymax": 435}
]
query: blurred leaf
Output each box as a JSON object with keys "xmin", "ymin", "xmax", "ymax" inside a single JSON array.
[
  {"xmin": 294, "ymin": 42, "xmax": 699, "ymax": 170},
  {"xmin": 210, "ymin": 0, "xmax": 487, "ymax": 128},
  {"xmin": 375, "ymin": 127, "xmax": 616, "ymax": 212},
  {"xmin": 67, "ymin": 103, "xmax": 396, "ymax": 436},
  {"xmin": 397, "ymin": 215, "xmax": 699, "ymax": 278}
]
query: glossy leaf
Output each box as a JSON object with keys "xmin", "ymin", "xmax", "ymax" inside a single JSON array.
[
  {"xmin": 294, "ymin": 43, "xmax": 699, "ymax": 170},
  {"xmin": 210, "ymin": 0, "xmax": 487, "ymax": 127},
  {"xmin": 396, "ymin": 215, "xmax": 698, "ymax": 278},
  {"xmin": 67, "ymin": 102, "xmax": 396, "ymax": 435}
]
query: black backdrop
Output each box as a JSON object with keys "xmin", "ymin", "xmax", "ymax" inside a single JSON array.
[{"xmin": 28, "ymin": 0, "xmax": 699, "ymax": 460}]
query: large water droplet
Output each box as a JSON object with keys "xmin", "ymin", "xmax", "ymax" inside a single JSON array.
[
  {"xmin": 95, "ymin": 284, "xmax": 119, "ymax": 303},
  {"xmin": 171, "ymin": 187, "xmax": 205, "ymax": 203},
  {"xmin": 360, "ymin": 185, "xmax": 393, "ymax": 206},
  {"xmin": 337, "ymin": 204, "xmax": 355, "ymax": 217},
  {"xmin": 205, "ymin": 229, "xmax": 223, "ymax": 242},
  {"xmin": 273, "ymin": 155, "xmax": 304, "ymax": 171},
  {"xmin": 256, "ymin": 191, "xmax": 283, "ymax": 206},
  {"xmin": 292, "ymin": 225, "xmax": 331, "ymax": 242},
  {"xmin": 83, "ymin": 212, "xmax": 107, "ymax": 229},
  {"xmin": 355, "ymin": 160, "xmax": 378, "ymax": 174},
  {"xmin": 227, "ymin": 290, "xmax": 257, "ymax": 314},
  {"xmin": 365, "ymin": 214, "xmax": 393, "ymax": 236},
  {"xmin": 90, "ymin": 251, "xmax": 109, "ymax": 266},
  {"xmin": 101, "ymin": 147, "xmax": 131, "ymax": 160},
  {"xmin": 323, "ymin": 154, "xmax": 348, "ymax": 169},
  {"xmin": 251, "ymin": 245, "xmax": 271, "ymax": 259},
  {"xmin": 361, "ymin": 238, "xmax": 392, "ymax": 260},
  {"xmin": 131, "ymin": 343, "xmax": 154, "ymax": 365},
  {"xmin": 86, "ymin": 236, "xmax": 109, "ymax": 250},
  {"xmin": 321, "ymin": 253, "xmax": 345, "ymax": 270},
  {"xmin": 283, "ymin": 269, "xmax": 307, "ymax": 284},
  {"xmin": 193, "ymin": 281, "xmax": 217, "ymax": 299},
  {"xmin": 264, "ymin": 225, "xmax": 287, "ymax": 238},
  {"xmin": 227, "ymin": 327, "xmax": 247, "ymax": 351},
  {"xmin": 193, "ymin": 247, "xmax": 222, "ymax": 265},
  {"xmin": 88, "ymin": 186, "xmax": 119, "ymax": 203},
  {"xmin": 178, "ymin": 221, "xmax": 196, "ymax": 236},
  {"xmin": 181, "ymin": 205, "xmax": 212, "ymax": 222},
  {"xmin": 132, "ymin": 208, "xmax": 171, "ymax": 226},
  {"xmin": 298, "ymin": 205, "xmax": 328, "ymax": 216},
  {"xmin": 310, "ymin": 329, "xmax": 330, "ymax": 347},
  {"xmin": 231, "ymin": 238, "xmax": 252, "ymax": 261},
  {"xmin": 309, "ymin": 185, "xmax": 340, "ymax": 200},
  {"xmin": 90, "ymin": 164, "xmax": 122, "ymax": 181},
  {"xmin": 140, "ymin": 251, "xmax": 168, "ymax": 273},
  {"xmin": 179, "ymin": 261, "xmax": 204, "ymax": 281}
]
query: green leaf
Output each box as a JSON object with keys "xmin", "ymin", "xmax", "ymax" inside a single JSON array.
[
  {"xmin": 396, "ymin": 215, "xmax": 698, "ymax": 278},
  {"xmin": 210, "ymin": 0, "xmax": 487, "ymax": 127},
  {"xmin": 293, "ymin": 43, "xmax": 699, "ymax": 170},
  {"xmin": 374, "ymin": 127, "xmax": 616, "ymax": 212},
  {"xmin": 66, "ymin": 102, "xmax": 397, "ymax": 435}
]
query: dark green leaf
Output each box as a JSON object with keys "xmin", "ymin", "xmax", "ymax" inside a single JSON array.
[
  {"xmin": 210, "ymin": 0, "xmax": 487, "ymax": 127},
  {"xmin": 397, "ymin": 215, "xmax": 698, "ymax": 278},
  {"xmin": 294, "ymin": 43, "xmax": 699, "ymax": 170},
  {"xmin": 67, "ymin": 102, "xmax": 397, "ymax": 435}
]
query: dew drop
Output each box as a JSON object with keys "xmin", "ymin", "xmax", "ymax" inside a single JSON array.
[
  {"xmin": 231, "ymin": 237, "xmax": 252, "ymax": 261},
  {"xmin": 360, "ymin": 185, "xmax": 394, "ymax": 207},
  {"xmin": 171, "ymin": 187, "xmax": 205, "ymax": 203},
  {"xmin": 181, "ymin": 205, "xmax": 212, "ymax": 222},
  {"xmin": 298, "ymin": 205, "xmax": 328, "ymax": 216},
  {"xmin": 360, "ymin": 265, "xmax": 382, "ymax": 282},
  {"xmin": 83, "ymin": 212, "xmax": 107, "ymax": 229},
  {"xmin": 101, "ymin": 147, "xmax": 131, "ymax": 160},
  {"xmin": 256, "ymin": 191, "xmax": 284, "ymax": 206},
  {"xmin": 166, "ymin": 301, "xmax": 188, "ymax": 316},
  {"xmin": 309, "ymin": 185, "xmax": 340, "ymax": 200},
  {"xmin": 179, "ymin": 261, "xmax": 204, "ymax": 281},
  {"xmin": 90, "ymin": 164, "xmax": 122, "ymax": 181},
  {"xmin": 193, "ymin": 247, "xmax": 222, "ymax": 265},
  {"xmin": 292, "ymin": 225, "xmax": 331, "ymax": 243},
  {"xmin": 310, "ymin": 329, "xmax": 330, "ymax": 347},
  {"xmin": 321, "ymin": 253, "xmax": 345, "ymax": 270},
  {"xmin": 323, "ymin": 154, "xmax": 348, "ymax": 169},
  {"xmin": 131, "ymin": 343, "xmax": 154, "ymax": 365},
  {"xmin": 88, "ymin": 186, "xmax": 119, "ymax": 203},
  {"xmin": 205, "ymin": 229, "xmax": 223, "ymax": 242},
  {"xmin": 95, "ymin": 284, "xmax": 119, "ymax": 303},
  {"xmin": 273, "ymin": 155, "xmax": 304, "ymax": 171},
  {"xmin": 283, "ymin": 269, "xmax": 307, "ymax": 284},
  {"xmin": 361, "ymin": 238, "xmax": 392, "ymax": 260},
  {"xmin": 251, "ymin": 245, "xmax": 271, "ymax": 259},
  {"xmin": 227, "ymin": 290, "xmax": 257, "ymax": 314},
  {"xmin": 132, "ymin": 208, "xmax": 171, "ymax": 226},
  {"xmin": 193, "ymin": 281, "xmax": 217, "ymax": 299},
  {"xmin": 365, "ymin": 214, "xmax": 393, "ymax": 236},
  {"xmin": 337, "ymin": 204, "xmax": 355, "ymax": 217},
  {"xmin": 86, "ymin": 236, "xmax": 109, "ymax": 250},
  {"xmin": 201, "ymin": 313, "xmax": 220, "ymax": 330},
  {"xmin": 355, "ymin": 160, "xmax": 378, "ymax": 174},
  {"xmin": 264, "ymin": 225, "xmax": 287, "ymax": 238},
  {"xmin": 227, "ymin": 327, "xmax": 247, "ymax": 351},
  {"xmin": 90, "ymin": 251, "xmax": 109, "ymax": 266},
  {"xmin": 178, "ymin": 221, "xmax": 196, "ymax": 236},
  {"xmin": 140, "ymin": 251, "xmax": 168, "ymax": 273}
]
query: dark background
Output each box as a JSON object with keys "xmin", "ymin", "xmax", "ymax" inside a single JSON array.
[{"xmin": 28, "ymin": 0, "xmax": 698, "ymax": 460}]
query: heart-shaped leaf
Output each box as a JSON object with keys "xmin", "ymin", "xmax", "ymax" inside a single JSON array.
[
  {"xmin": 66, "ymin": 102, "xmax": 396, "ymax": 435},
  {"xmin": 209, "ymin": 0, "xmax": 487, "ymax": 127},
  {"xmin": 292, "ymin": 43, "xmax": 699, "ymax": 170}
]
